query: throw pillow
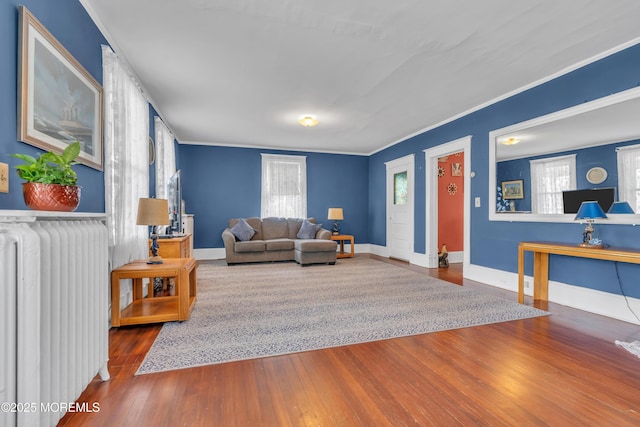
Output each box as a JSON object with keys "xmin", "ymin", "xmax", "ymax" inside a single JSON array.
[
  {"xmin": 230, "ymin": 218, "xmax": 257, "ymax": 241},
  {"xmin": 297, "ymin": 219, "xmax": 322, "ymax": 239}
]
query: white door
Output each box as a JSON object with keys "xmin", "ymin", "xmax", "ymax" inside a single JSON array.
[{"xmin": 386, "ymin": 155, "xmax": 414, "ymax": 261}]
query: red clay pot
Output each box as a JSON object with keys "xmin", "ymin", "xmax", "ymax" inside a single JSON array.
[{"xmin": 22, "ymin": 182, "xmax": 81, "ymax": 212}]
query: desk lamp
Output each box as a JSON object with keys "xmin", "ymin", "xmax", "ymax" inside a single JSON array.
[
  {"xmin": 574, "ymin": 201, "xmax": 608, "ymax": 248},
  {"xmin": 327, "ymin": 208, "xmax": 344, "ymax": 235},
  {"xmin": 137, "ymin": 198, "xmax": 170, "ymax": 264},
  {"xmin": 607, "ymin": 201, "xmax": 635, "ymax": 214}
]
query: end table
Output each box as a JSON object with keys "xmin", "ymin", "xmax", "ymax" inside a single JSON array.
[{"xmin": 330, "ymin": 234, "xmax": 355, "ymax": 258}]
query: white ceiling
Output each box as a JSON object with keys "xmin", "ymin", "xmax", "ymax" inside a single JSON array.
[{"xmin": 81, "ymin": 0, "xmax": 640, "ymax": 155}]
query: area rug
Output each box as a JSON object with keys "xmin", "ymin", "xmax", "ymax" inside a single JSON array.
[{"xmin": 136, "ymin": 258, "xmax": 548, "ymax": 374}]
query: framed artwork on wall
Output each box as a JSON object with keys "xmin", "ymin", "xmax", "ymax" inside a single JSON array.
[
  {"xmin": 451, "ymin": 162, "xmax": 462, "ymax": 176},
  {"xmin": 501, "ymin": 180, "xmax": 524, "ymax": 199},
  {"xmin": 17, "ymin": 6, "xmax": 103, "ymax": 170}
]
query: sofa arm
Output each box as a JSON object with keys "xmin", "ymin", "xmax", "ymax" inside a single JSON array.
[
  {"xmin": 222, "ymin": 228, "xmax": 237, "ymax": 256},
  {"xmin": 316, "ymin": 228, "xmax": 332, "ymax": 240}
]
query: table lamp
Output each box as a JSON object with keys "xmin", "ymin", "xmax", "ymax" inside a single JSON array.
[
  {"xmin": 327, "ymin": 208, "xmax": 344, "ymax": 235},
  {"xmin": 607, "ymin": 201, "xmax": 635, "ymax": 214},
  {"xmin": 574, "ymin": 201, "xmax": 608, "ymax": 248},
  {"xmin": 137, "ymin": 198, "xmax": 170, "ymax": 264}
]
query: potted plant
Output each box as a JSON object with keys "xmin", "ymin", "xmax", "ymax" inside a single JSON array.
[{"xmin": 12, "ymin": 141, "xmax": 82, "ymax": 211}]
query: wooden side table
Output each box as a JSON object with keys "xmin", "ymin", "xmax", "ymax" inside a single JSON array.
[
  {"xmin": 152, "ymin": 234, "xmax": 191, "ymax": 258},
  {"xmin": 111, "ymin": 257, "xmax": 197, "ymax": 327},
  {"xmin": 330, "ymin": 234, "xmax": 355, "ymax": 258}
]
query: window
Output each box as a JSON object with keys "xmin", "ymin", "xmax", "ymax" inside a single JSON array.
[
  {"xmin": 394, "ymin": 171, "xmax": 407, "ymax": 205},
  {"xmin": 530, "ymin": 154, "xmax": 576, "ymax": 214},
  {"xmin": 617, "ymin": 144, "xmax": 640, "ymax": 213},
  {"xmin": 102, "ymin": 46, "xmax": 149, "ymax": 269},
  {"xmin": 154, "ymin": 117, "xmax": 176, "ymax": 199},
  {"xmin": 261, "ymin": 154, "xmax": 307, "ymax": 218}
]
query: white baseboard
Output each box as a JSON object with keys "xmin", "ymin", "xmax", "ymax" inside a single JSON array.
[
  {"xmin": 466, "ymin": 263, "xmax": 640, "ymax": 325},
  {"xmin": 447, "ymin": 251, "xmax": 464, "ymax": 263},
  {"xmin": 194, "ymin": 247, "xmax": 225, "ymax": 260}
]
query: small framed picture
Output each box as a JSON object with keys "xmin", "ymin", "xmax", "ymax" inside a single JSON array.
[
  {"xmin": 501, "ymin": 180, "xmax": 524, "ymax": 199},
  {"xmin": 451, "ymin": 163, "xmax": 462, "ymax": 176}
]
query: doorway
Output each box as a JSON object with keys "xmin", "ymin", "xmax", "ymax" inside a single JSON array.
[
  {"xmin": 424, "ymin": 136, "xmax": 471, "ymax": 272},
  {"xmin": 386, "ymin": 154, "xmax": 415, "ymax": 261}
]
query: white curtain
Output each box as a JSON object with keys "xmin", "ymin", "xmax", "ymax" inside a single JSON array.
[
  {"xmin": 261, "ymin": 154, "xmax": 307, "ymax": 218},
  {"xmin": 617, "ymin": 144, "xmax": 640, "ymax": 213},
  {"xmin": 530, "ymin": 154, "xmax": 576, "ymax": 214},
  {"xmin": 102, "ymin": 45, "xmax": 149, "ymax": 270},
  {"xmin": 154, "ymin": 116, "xmax": 176, "ymax": 199}
]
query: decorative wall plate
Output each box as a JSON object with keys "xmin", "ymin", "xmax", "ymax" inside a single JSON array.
[
  {"xmin": 586, "ymin": 167, "xmax": 607, "ymax": 184},
  {"xmin": 448, "ymin": 183, "xmax": 457, "ymax": 195}
]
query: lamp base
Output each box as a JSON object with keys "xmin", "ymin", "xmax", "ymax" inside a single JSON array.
[
  {"xmin": 578, "ymin": 243, "xmax": 604, "ymax": 249},
  {"xmin": 147, "ymin": 255, "xmax": 164, "ymax": 264}
]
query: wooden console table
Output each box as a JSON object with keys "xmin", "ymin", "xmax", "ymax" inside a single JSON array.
[
  {"xmin": 111, "ymin": 257, "xmax": 197, "ymax": 326},
  {"xmin": 518, "ymin": 241, "xmax": 640, "ymax": 304},
  {"xmin": 153, "ymin": 234, "xmax": 191, "ymax": 258}
]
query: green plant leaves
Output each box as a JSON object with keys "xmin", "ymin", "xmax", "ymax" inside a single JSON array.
[{"xmin": 11, "ymin": 141, "xmax": 81, "ymax": 186}]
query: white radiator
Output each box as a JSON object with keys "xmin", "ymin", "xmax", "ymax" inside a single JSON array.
[{"xmin": 0, "ymin": 213, "xmax": 110, "ymax": 427}]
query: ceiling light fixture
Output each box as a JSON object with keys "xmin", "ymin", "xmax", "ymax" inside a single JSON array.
[
  {"xmin": 298, "ymin": 115, "xmax": 319, "ymax": 127},
  {"xmin": 501, "ymin": 137, "xmax": 520, "ymax": 145}
]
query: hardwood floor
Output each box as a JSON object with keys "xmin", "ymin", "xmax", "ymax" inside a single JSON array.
[{"xmin": 59, "ymin": 255, "xmax": 640, "ymax": 426}]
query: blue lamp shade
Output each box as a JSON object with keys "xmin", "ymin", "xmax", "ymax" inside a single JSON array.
[
  {"xmin": 574, "ymin": 201, "xmax": 608, "ymax": 220},
  {"xmin": 607, "ymin": 201, "xmax": 635, "ymax": 214}
]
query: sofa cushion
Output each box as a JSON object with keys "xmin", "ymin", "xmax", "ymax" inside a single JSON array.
[
  {"xmin": 229, "ymin": 217, "xmax": 263, "ymax": 240},
  {"xmin": 229, "ymin": 218, "xmax": 256, "ymax": 241},
  {"xmin": 265, "ymin": 238, "xmax": 295, "ymax": 251},
  {"xmin": 287, "ymin": 217, "xmax": 316, "ymax": 239},
  {"xmin": 287, "ymin": 218, "xmax": 304, "ymax": 239},
  {"xmin": 297, "ymin": 219, "xmax": 322, "ymax": 239},
  {"xmin": 295, "ymin": 239, "xmax": 337, "ymax": 252},
  {"xmin": 234, "ymin": 240, "xmax": 266, "ymax": 253},
  {"xmin": 262, "ymin": 217, "xmax": 290, "ymax": 240}
]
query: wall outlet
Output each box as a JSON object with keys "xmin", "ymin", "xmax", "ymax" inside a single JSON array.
[
  {"xmin": 0, "ymin": 162, "xmax": 8, "ymax": 193},
  {"xmin": 474, "ymin": 197, "xmax": 481, "ymax": 207},
  {"xmin": 524, "ymin": 280, "xmax": 531, "ymax": 289}
]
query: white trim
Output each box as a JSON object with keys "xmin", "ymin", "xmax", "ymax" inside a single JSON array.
[
  {"xmin": 489, "ymin": 86, "xmax": 640, "ymax": 225},
  {"xmin": 616, "ymin": 143, "xmax": 640, "ymax": 152},
  {"xmin": 179, "ymin": 140, "xmax": 366, "ymax": 156},
  {"xmin": 466, "ymin": 263, "xmax": 640, "ymax": 325},
  {"xmin": 193, "ymin": 247, "xmax": 225, "ymax": 260},
  {"xmin": 423, "ymin": 136, "xmax": 472, "ymax": 272},
  {"xmin": 385, "ymin": 154, "xmax": 415, "ymax": 262},
  {"xmin": 447, "ymin": 251, "xmax": 464, "ymax": 264}
]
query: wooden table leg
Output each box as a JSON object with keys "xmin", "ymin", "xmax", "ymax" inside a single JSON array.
[
  {"xmin": 111, "ymin": 271, "xmax": 121, "ymax": 327},
  {"xmin": 533, "ymin": 252, "xmax": 549, "ymax": 302},
  {"xmin": 178, "ymin": 266, "xmax": 187, "ymax": 320},
  {"xmin": 518, "ymin": 245, "xmax": 525, "ymax": 304}
]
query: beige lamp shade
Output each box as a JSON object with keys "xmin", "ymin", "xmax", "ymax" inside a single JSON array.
[
  {"xmin": 327, "ymin": 208, "xmax": 344, "ymax": 220},
  {"xmin": 136, "ymin": 198, "xmax": 170, "ymax": 226}
]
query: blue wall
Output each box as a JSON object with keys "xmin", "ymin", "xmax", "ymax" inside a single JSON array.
[
  {"xmin": 178, "ymin": 145, "xmax": 369, "ymax": 249},
  {"xmin": 369, "ymin": 42, "xmax": 640, "ymax": 298},
  {"xmin": 0, "ymin": 0, "xmax": 107, "ymax": 212}
]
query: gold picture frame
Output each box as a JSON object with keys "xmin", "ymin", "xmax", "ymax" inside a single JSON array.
[
  {"xmin": 17, "ymin": 6, "xmax": 103, "ymax": 170},
  {"xmin": 501, "ymin": 180, "xmax": 524, "ymax": 200}
]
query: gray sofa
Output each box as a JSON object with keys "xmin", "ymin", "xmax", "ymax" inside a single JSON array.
[{"xmin": 222, "ymin": 217, "xmax": 337, "ymax": 266}]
